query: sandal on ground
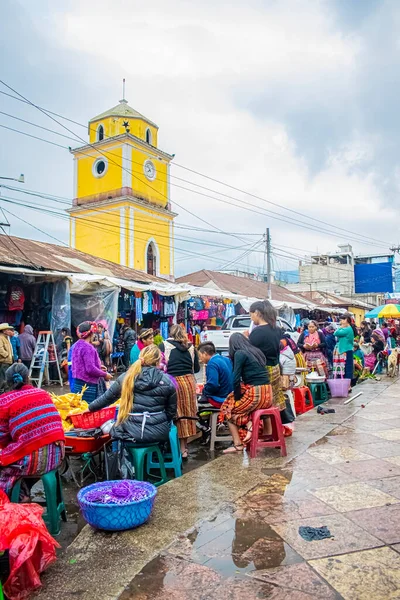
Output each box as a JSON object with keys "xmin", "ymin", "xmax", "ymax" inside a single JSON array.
[
  {"xmin": 223, "ymin": 444, "xmax": 244, "ymax": 454},
  {"xmin": 181, "ymin": 450, "xmax": 188, "ymax": 459}
]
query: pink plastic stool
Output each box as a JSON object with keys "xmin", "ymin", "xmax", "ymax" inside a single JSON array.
[
  {"xmin": 293, "ymin": 386, "xmax": 314, "ymax": 415},
  {"xmin": 248, "ymin": 407, "xmax": 287, "ymax": 459}
]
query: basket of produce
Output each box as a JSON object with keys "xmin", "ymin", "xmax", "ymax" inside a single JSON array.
[
  {"xmin": 51, "ymin": 389, "xmax": 89, "ymax": 431},
  {"xmin": 64, "ymin": 432, "xmax": 110, "ymax": 454},
  {"xmin": 70, "ymin": 406, "xmax": 116, "ymax": 429},
  {"xmin": 78, "ymin": 480, "xmax": 157, "ymax": 531}
]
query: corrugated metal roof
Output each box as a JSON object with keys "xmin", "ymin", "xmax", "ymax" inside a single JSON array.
[
  {"xmin": 0, "ymin": 234, "xmax": 163, "ymax": 284},
  {"xmin": 299, "ymin": 290, "xmax": 373, "ymax": 309},
  {"xmin": 176, "ymin": 270, "xmax": 316, "ymax": 306}
]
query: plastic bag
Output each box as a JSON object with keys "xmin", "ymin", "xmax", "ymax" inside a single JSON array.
[{"xmin": 0, "ymin": 490, "xmax": 59, "ymax": 600}]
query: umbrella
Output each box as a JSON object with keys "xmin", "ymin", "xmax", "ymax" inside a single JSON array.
[
  {"xmin": 365, "ymin": 303, "xmax": 400, "ymax": 318},
  {"xmin": 378, "ymin": 304, "xmax": 400, "ymax": 318}
]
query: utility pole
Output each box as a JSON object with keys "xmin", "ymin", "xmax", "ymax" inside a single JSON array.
[{"xmin": 266, "ymin": 227, "xmax": 272, "ymax": 300}]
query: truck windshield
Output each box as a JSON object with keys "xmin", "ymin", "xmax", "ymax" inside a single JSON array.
[{"xmin": 222, "ymin": 317, "xmax": 251, "ymax": 330}]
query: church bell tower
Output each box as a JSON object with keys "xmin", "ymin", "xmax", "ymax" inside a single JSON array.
[{"xmin": 68, "ymin": 93, "xmax": 175, "ymax": 278}]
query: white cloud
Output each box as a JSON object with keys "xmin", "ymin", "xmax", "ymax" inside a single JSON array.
[{"xmin": 1, "ymin": 0, "xmax": 398, "ymax": 278}]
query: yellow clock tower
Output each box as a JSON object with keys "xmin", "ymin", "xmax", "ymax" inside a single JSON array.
[{"xmin": 68, "ymin": 96, "xmax": 175, "ymax": 278}]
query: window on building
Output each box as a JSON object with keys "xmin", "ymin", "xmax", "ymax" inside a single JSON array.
[
  {"xmin": 93, "ymin": 158, "xmax": 108, "ymax": 177},
  {"xmin": 146, "ymin": 128, "xmax": 152, "ymax": 145},
  {"xmin": 97, "ymin": 124, "xmax": 104, "ymax": 141},
  {"xmin": 147, "ymin": 243, "xmax": 157, "ymax": 276}
]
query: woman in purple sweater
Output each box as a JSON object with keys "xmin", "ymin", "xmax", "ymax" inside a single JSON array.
[{"xmin": 71, "ymin": 322, "xmax": 112, "ymax": 403}]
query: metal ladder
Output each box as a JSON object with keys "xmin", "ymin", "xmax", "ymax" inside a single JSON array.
[{"xmin": 29, "ymin": 330, "xmax": 63, "ymax": 388}]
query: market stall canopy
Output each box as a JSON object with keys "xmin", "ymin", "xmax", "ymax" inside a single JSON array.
[
  {"xmin": 176, "ymin": 270, "xmax": 318, "ymax": 310},
  {"xmin": 69, "ymin": 274, "xmax": 190, "ymax": 303},
  {"xmin": 365, "ymin": 303, "xmax": 400, "ymax": 318}
]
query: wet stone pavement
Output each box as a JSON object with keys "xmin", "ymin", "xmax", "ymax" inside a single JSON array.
[{"xmin": 37, "ymin": 378, "xmax": 400, "ymax": 600}]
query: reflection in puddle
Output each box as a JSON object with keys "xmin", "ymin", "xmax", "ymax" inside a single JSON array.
[{"xmin": 121, "ymin": 474, "xmax": 303, "ymax": 599}]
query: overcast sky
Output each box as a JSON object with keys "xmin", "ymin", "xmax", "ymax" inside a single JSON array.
[{"xmin": 0, "ymin": 0, "xmax": 399, "ymax": 277}]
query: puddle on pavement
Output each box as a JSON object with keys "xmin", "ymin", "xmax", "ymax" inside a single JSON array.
[
  {"xmin": 121, "ymin": 515, "xmax": 300, "ymax": 599},
  {"xmin": 121, "ymin": 474, "xmax": 303, "ymax": 599}
]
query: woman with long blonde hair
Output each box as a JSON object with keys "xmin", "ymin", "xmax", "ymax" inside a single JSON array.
[
  {"xmin": 107, "ymin": 345, "xmax": 176, "ymax": 445},
  {"xmin": 159, "ymin": 325, "xmax": 200, "ymax": 459}
]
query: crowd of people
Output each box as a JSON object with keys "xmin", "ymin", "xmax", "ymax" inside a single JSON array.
[{"xmin": 1, "ymin": 304, "xmax": 398, "ymax": 497}]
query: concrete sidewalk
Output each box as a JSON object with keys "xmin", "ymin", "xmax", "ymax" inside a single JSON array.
[{"xmin": 36, "ymin": 378, "xmax": 400, "ymax": 600}]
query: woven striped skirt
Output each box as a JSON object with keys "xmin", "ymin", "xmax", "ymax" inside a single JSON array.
[
  {"xmin": 304, "ymin": 350, "xmax": 328, "ymax": 378},
  {"xmin": 219, "ymin": 384, "xmax": 273, "ymax": 429},
  {"xmin": 266, "ymin": 364, "xmax": 286, "ymax": 410},
  {"xmin": 0, "ymin": 442, "xmax": 65, "ymax": 496},
  {"xmin": 175, "ymin": 374, "xmax": 197, "ymax": 439}
]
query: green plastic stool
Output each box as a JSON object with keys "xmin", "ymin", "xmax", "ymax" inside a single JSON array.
[
  {"xmin": 125, "ymin": 444, "xmax": 168, "ymax": 487},
  {"xmin": 11, "ymin": 469, "xmax": 66, "ymax": 536},
  {"xmin": 147, "ymin": 424, "xmax": 182, "ymax": 478},
  {"xmin": 309, "ymin": 381, "xmax": 329, "ymax": 406}
]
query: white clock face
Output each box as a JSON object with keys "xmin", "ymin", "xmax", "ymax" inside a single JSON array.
[{"xmin": 143, "ymin": 159, "xmax": 156, "ymax": 181}]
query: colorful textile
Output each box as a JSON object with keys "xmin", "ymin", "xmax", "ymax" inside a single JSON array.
[
  {"xmin": 265, "ymin": 364, "xmax": 286, "ymax": 410},
  {"xmin": 304, "ymin": 350, "xmax": 328, "ymax": 377},
  {"xmin": 304, "ymin": 331, "xmax": 320, "ymax": 347},
  {"xmin": 175, "ymin": 374, "xmax": 197, "ymax": 439},
  {"xmin": 219, "ymin": 383, "xmax": 272, "ymax": 432},
  {"xmin": 0, "ymin": 385, "xmax": 64, "ymax": 467},
  {"xmin": 71, "ymin": 339, "xmax": 106, "ymax": 384},
  {"xmin": 333, "ymin": 348, "xmax": 353, "ymax": 379},
  {"xmin": 135, "ymin": 296, "xmax": 143, "ymax": 324},
  {"xmin": 72, "ymin": 378, "xmax": 99, "ymax": 404},
  {"xmin": 0, "ymin": 441, "xmax": 64, "ymax": 495}
]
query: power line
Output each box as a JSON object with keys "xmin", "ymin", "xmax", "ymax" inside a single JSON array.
[
  {"xmin": 0, "ymin": 196, "xmax": 266, "ymax": 268},
  {"xmin": 1, "ymin": 117, "xmax": 388, "ymax": 247},
  {"xmin": 2, "ymin": 207, "xmax": 69, "ymax": 247},
  {"xmin": 0, "ymin": 80, "xmax": 246, "ymax": 245},
  {"xmin": 0, "ymin": 194, "xmax": 264, "ymax": 253},
  {"xmin": 0, "ymin": 88, "xmax": 391, "ymax": 249}
]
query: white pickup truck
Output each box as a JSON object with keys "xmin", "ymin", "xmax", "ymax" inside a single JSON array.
[{"xmin": 203, "ymin": 315, "xmax": 298, "ymax": 354}]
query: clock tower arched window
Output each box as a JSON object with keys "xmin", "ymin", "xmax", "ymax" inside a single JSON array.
[
  {"xmin": 97, "ymin": 124, "xmax": 104, "ymax": 141},
  {"xmin": 146, "ymin": 128, "xmax": 152, "ymax": 145},
  {"xmin": 147, "ymin": 242, "xmax": 157, "ymax": 276}
]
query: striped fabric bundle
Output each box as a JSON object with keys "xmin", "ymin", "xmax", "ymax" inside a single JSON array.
[{"xmin": 0, "ymin": 385, "xmax": 65, "ymax": 466}]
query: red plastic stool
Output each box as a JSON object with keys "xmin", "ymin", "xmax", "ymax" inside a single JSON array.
[
  {"xmin": 293, "ymin": 386, "xmax": 314, "ymax": 415},
  {"xmin": 248, "ymin": 408, "xmax": 287, "ymax": 459}
]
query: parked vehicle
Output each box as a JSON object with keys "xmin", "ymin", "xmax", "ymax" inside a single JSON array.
[{"xmin": 203, "ymin": 314, "xmax": 298, "ymax": 353}]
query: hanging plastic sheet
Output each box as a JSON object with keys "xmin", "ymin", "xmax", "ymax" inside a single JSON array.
[
  {"xmin": 278, "ymin": 304, "xmax": 296, "ymax": 329},
  {"xmin": 70, "ymin": 287, "xmax": 119, "ymax": 339},
  {"xmin": 50, "ymin": 279, "xmax": 71, "ymax": 348}
]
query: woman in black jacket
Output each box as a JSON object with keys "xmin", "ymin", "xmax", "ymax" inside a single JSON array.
[
  {"xmin": 159, "ymin": 325, "xmax": 200, "ymax": 458},
  {"xmin": 91, "ymin": 345, "xmax": 176, "ymax": 445}
]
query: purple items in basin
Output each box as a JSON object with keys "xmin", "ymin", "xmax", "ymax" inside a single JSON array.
[{"xmin": 78, "ymin": 480, "xmax": 157, "ymax": 531}]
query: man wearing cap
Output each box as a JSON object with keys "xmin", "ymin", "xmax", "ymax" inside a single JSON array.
[{"xmin": 0, "ymin": 324, "xmax": 15, "ymax": 391}]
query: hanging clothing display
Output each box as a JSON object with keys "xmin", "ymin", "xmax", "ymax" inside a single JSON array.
[
  {"xmin": 135, "ymin": 294, "xmax": 143, "ymax": 325},
  {"xmin": 161, "ymin": 296, "xmax": 176, "ymax": 318},
  {"xmin": 160, "ymin": 320, "xmax": 169, "ymax": 340}
]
